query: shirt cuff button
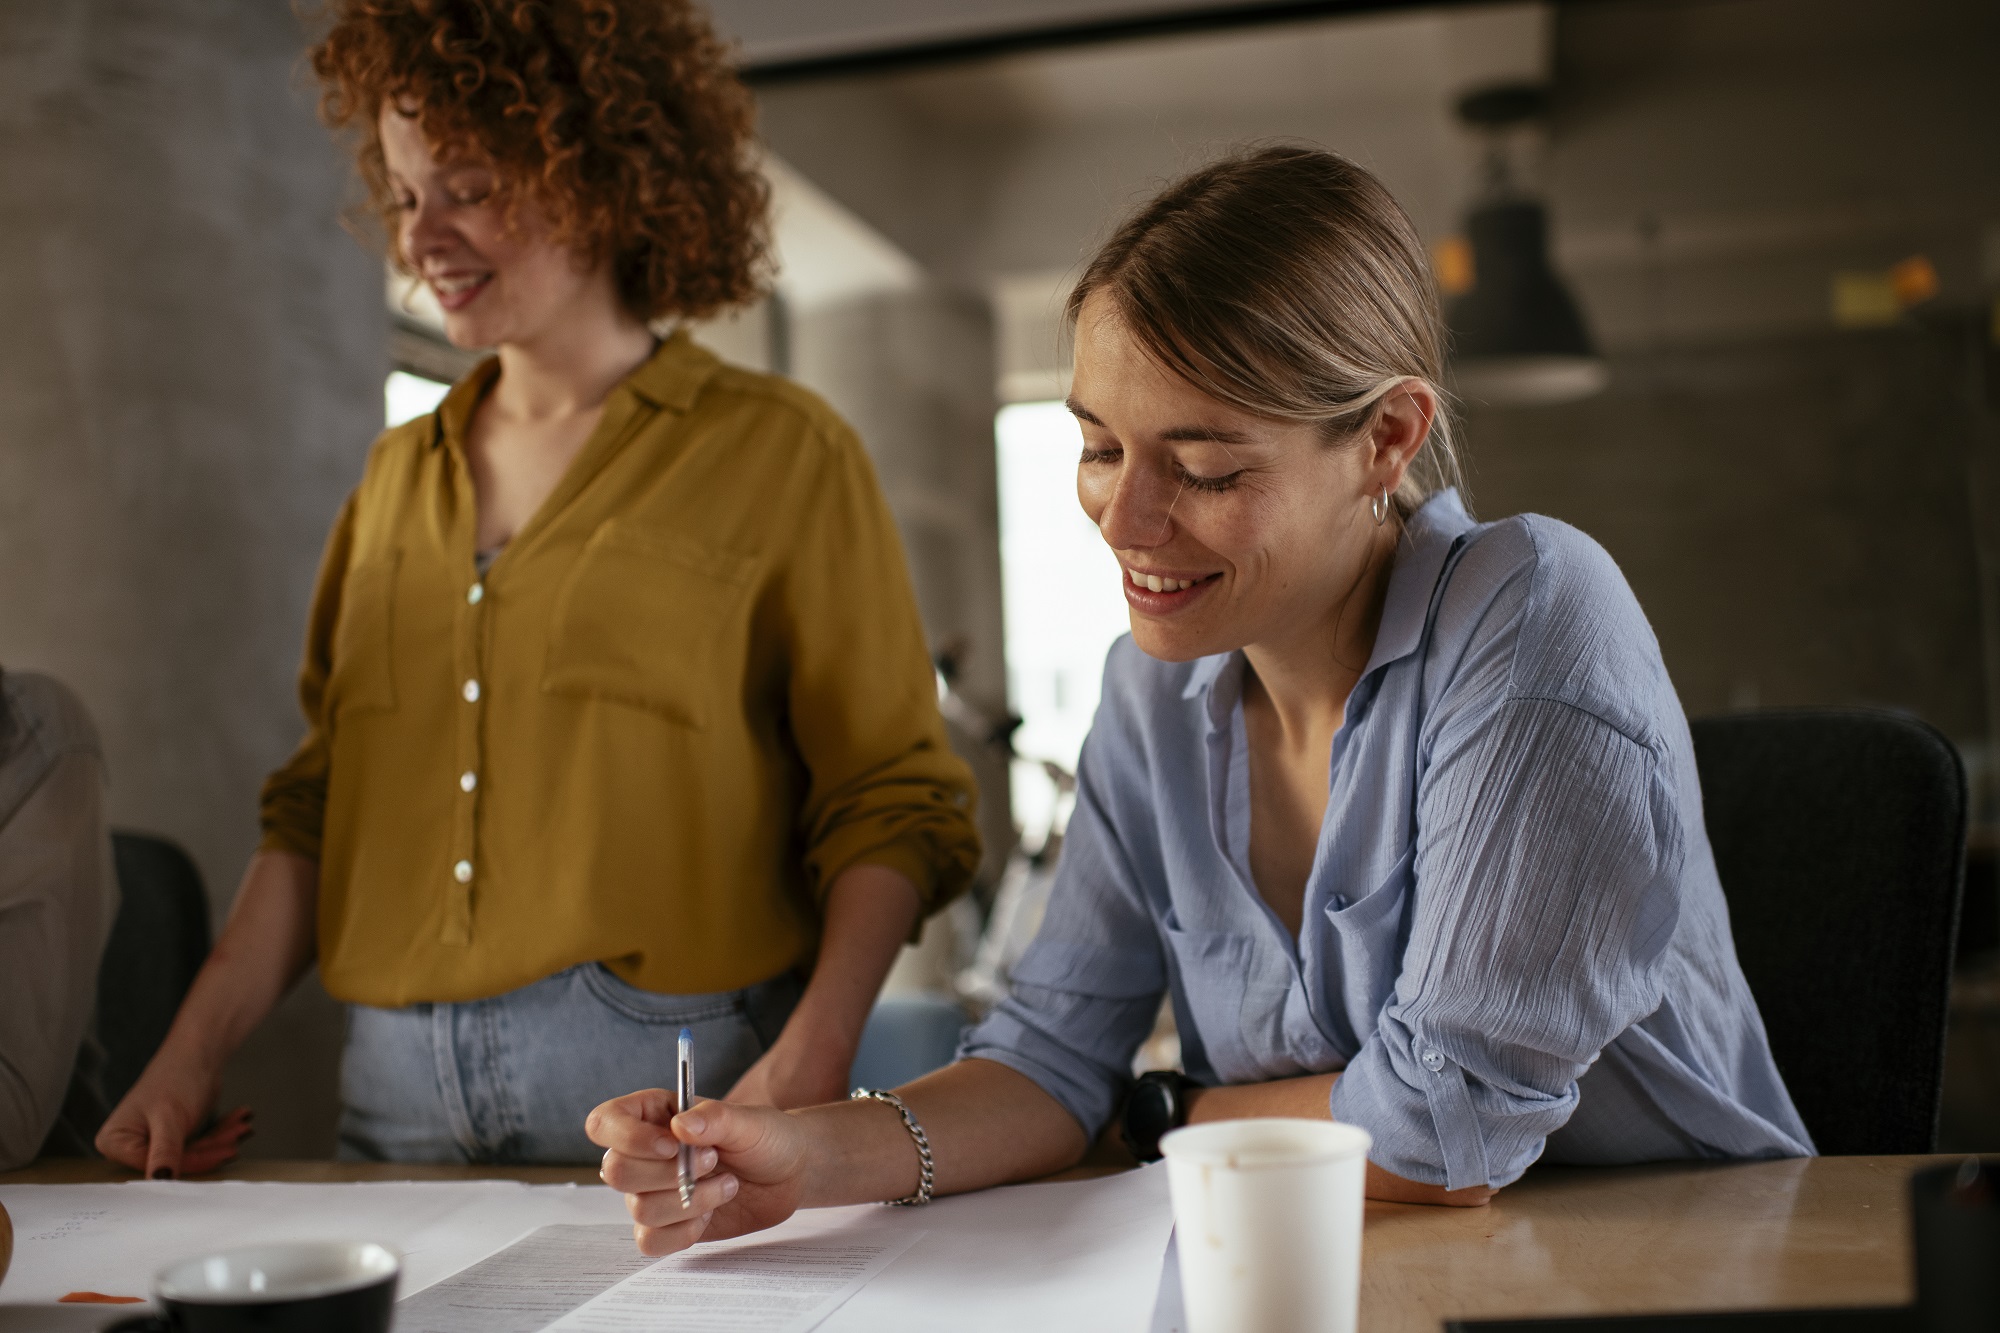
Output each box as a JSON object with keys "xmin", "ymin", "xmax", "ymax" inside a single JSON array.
[{"xmin": 1420, "ymin": 1049, "xmax": 1446, "ymax": 1073}]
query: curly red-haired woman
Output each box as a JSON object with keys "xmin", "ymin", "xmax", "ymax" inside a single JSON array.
[{"xmin": 97, "ymin": 0, "xmax": 979, "ymax": 1172}]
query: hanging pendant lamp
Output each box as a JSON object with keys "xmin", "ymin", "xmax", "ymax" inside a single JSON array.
[{"xmin": 1446, "ymin": 85, "xmax": 1608, "ymax": 406}]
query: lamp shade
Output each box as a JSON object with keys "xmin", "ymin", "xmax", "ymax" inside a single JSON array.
[{"xmin": 1447, "ymin": 199, "xmax": 1607, "ymax": 405}]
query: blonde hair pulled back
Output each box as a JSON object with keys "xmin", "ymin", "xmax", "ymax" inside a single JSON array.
[{"xmin": 1067, "ymin": 144, "xmax": 1463, "ymax": 519}]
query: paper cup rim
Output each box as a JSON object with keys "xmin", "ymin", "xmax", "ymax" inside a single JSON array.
[{"xmin": 1159, "ymin": 1118, "xmax": 1372, "ymax": 1168}]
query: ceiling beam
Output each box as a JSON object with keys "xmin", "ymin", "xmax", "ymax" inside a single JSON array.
[{"xmin": 738, "ymin": 0, "xmax": 1493, "ymax": 85}]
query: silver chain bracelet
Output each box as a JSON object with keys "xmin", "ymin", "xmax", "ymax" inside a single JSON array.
[{"xmin": 850, "ymin": 1088, "xmax": 934, "ymax": 1206}]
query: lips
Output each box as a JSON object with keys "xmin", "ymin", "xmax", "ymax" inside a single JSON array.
[
  {"xmin": 427, "ymin": 271, "xmax": 491, "ymax": 312},
  {"xmin": 1120, "ymin": 567, "xmax": 1220, "ymax": 615}
]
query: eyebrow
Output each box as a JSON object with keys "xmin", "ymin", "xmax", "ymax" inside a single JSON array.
[{"xmin": 1064, "ymin": 399, "xmax": 1253, "ymax": 445}]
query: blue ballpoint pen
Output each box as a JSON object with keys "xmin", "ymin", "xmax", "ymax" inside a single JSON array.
[{"xmin": 676, "ymin": 1027, "xmax": 695, "ymax": 1207}]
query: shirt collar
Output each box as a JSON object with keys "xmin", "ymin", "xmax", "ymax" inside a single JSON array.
[
  {"xmin": 428, "ymin": 328, "xmax": 719, "ymax": 449},
  {"xmin": 1357, "ymin": 486, "xmax": 1474, "ymax": 679},
  {"xmin": 1179, "ymin": 487, "xmax": 1475, "ymax": 712}
]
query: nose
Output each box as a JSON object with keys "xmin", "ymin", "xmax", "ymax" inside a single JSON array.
[
  {"xmin": 400, "ymin": 194, "xmax": 454, "ymax": 268},
  {"xmin": 1083, "ymin": 455, "xmax": 1181, "ymax": 554}
]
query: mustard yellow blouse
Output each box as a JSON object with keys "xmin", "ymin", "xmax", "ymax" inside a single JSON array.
[{"xmin": 260, "ymin": 333, "xmax": 980, "ymax": 1007}]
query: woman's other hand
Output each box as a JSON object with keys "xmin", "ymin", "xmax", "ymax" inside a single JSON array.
[
  {"xmin": 95, "ymin": 1057, "xmax": 252, "ymax": 1179},
  {"xmin": 96, "ymin": 848, "xmax": 316, "ymax": 1178},
  {"xmin": 589, "ymin": 1090, "xmax": 811, "ymax": 1257}
]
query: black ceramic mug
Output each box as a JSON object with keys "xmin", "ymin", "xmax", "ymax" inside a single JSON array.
[
  {"xmin": 102, "ymin": 1240, "xmax": 399, "ymax": 1333},
  {"xmin": 1910, "ymin": 1158, "xmax": 2000, "ymax": 1333}
]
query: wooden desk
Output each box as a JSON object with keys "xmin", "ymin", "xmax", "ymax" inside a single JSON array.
[
  {"xmin": 2, "ymin": 1155, "xmax": 1937, "ymax": 1330},
  {"xmin": 1361, "ymin": 1155, "xmax": 1928, "ymax": 1331}
]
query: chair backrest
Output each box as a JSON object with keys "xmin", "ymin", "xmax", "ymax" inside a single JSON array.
[
  {"xmin": 1689, "ymin": 709, "xmax": 1965, "ymax": 1155},
  {"xmin": 97, "ymin": 831, "xmax": 212, "ymax": 1111}
]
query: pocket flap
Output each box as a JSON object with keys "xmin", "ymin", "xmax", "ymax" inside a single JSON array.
[{"xmin": 542, "ymin": 522, "xmax": 758, "ymax": 727}]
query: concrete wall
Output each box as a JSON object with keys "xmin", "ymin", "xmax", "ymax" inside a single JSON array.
[
  {"xmin": 1462, "ymin": 325, "xmax": 1992, "ymax": 737},
  {"xmin": 0, "ymin": 1, "xmax": 385, "ymax": 1156}
]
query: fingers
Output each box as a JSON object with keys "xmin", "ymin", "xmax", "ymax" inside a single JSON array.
[
  {"xmin": 585, "ymin": 1088, "xmax": 680, "ymax": 1155},
  {"xmin": 667, "ymin": 1097, "xmax": 771, "ymax": 1157},
  {"xmin": 624, "ymin": 1169, "xmax": 740, "ymax": 1229},
  {"xmin": 634, "ymin": 1211, "xmax": 713, "ymax": 1259},
  {"xmin": 600, "ymin": 1145, "xmax": 717, "ymax": 1195},
  {"xmin": 94, "ymin": 1113, "xmax": 150, "ymax": 1171},
  {"xmin": 142, "ymin": 1103, "xmax": 189, "ymax": 1181},
  {"xmin": 181, "ymin": 1108, "xmax": 255, "ymax": 1175}
]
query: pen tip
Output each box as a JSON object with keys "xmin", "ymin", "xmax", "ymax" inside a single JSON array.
[{"xmin": 679, "ymin": 1026, "xmax": 693, "ymax": 1044}]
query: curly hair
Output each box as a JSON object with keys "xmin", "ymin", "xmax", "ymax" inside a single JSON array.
[{"xmin": 309, "ymin": 0, "xmax": 769, "ymax": 322}]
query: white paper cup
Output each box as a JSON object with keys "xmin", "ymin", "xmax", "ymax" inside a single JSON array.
[{"xmin": 1161, "ymin": 1118, "xmax": 1372, "ymax": 1333}]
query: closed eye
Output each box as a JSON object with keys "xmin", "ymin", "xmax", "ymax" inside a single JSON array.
[
  {"xmin": 1079, "ymin": 446, "xmax": 1121, "ymax": 465},
  {"xmin": 1174, "ymin": 461, "xmax": 1241, "ymax": 493}
]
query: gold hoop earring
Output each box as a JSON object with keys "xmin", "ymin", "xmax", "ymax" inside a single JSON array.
[{"xmin": 1370, "ymin": 484, "xmax": 1389, "ymax": 526}]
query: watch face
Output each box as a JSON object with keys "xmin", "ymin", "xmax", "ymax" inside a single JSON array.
[{"xmin": 1126, "ymin": 1080, "xmax": 1178, "ymax": 1159}]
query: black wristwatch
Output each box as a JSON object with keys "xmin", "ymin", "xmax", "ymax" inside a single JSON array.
[{"xmin": 1120, "ymin": 1070, "xmax": 1194, "ymax": 1162}]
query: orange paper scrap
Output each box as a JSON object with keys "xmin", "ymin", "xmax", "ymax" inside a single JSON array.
[{"xmin": 59, "ymin": 1292, "xmax": 145, "ymax": 1304}]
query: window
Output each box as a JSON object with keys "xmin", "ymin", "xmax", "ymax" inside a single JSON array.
[
  {"xmin": 995, "ymin": 401, "xmax": 1131, "ymax": 839},
  {"xmin": 385, "ymin": 370, "xmax": 451, "ymax": 428}
]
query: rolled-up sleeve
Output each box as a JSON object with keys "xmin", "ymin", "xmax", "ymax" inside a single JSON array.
[
  {"xmin": 959, "ymin": 722, "xmax": 1167, "ymax": 1137},
  {"xmin": 783, "ymin": 425, "xmax": 981, "ymax": 916},
  {"xmin": 1328, "ymin": 695, "xmax": 1684, "ymax": 1190}
]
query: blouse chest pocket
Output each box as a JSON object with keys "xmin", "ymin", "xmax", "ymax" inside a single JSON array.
[
  {"xmin": 1160, "ymin": 917, "xmax": 1292, "ymax": 1085},
  {"xmin": 541, "ymin": 522, "xmax": 757, "ymax": 729},
  {"xmin": 1323, "ymin": 846, "xmax": 1416, "ymax": 1025},
  {"xmin": 327, "ymin": 550, "xmax": 399, "ymax": 719}
]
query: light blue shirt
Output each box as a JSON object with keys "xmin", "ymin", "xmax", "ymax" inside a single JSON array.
[{"xmin": 963, "ymin": 490, "xmax": 1813, "ymax": 1190}]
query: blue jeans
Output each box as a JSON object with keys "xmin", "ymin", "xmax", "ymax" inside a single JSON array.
[{"xmin": 336, "ymin": 964, "xmax": 803, "ymax": 1165}]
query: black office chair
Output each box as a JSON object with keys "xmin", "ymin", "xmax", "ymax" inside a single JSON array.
[
  {"xmin": 1690, "ymin": 709, "xmax": 1966, "ymax": 1155},
  {"xmin": 96, "ymin": 831, "xmax": 212, "ymax": 1110},
  {"xmin": 38, "ymin": 831, "xmax": 211, "ymax": 1156}
]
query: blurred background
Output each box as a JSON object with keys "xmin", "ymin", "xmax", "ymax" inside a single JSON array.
[{"xmin": 0, "ymin": 0, "xmax": 1995, "ymax": 1156}]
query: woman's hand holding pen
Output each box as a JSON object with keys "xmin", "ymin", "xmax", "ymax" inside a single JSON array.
[
  {"xmin": 593, "ymin": 1061, "xmax": 1094, "ymax": 1257},
  {"xmin": 590, "ymin": 1090, "xmax": 810, "ymax": 1257}
]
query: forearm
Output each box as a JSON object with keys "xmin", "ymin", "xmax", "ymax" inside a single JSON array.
[
  {"xmin": 796, "ymin": 1057, "xmax": 1087, "ymax": 1207},
  {"xmin": 781, "ymin": 862, "xmax": 923, "ymax": 1067},
  {"xmin": 152, "ymin": 849, "xmax": 319, "ymax": 1074},
  {"xmin": 1186, "ymin": 1070, "xmax": 1493, "ymax": 1206}
]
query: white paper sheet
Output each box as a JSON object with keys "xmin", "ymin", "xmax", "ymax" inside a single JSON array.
[
  {"xmin": 0, "ymin": 1180, "xmax": 628, "ymax": 1315},
  {"xmin": 817, "ymin": 1163, "xmax": 1176, "ymax": 1333},
  {"xmin": 0, "ymin": 1165, "xmax": 1176, "ymax": 1333}
]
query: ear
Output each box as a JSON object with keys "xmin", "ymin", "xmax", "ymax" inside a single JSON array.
[{"xmin": 1364, "ymin": 380, "xmax": 1438, "ymax": 495}]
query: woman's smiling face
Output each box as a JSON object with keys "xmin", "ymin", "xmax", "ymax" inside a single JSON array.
[
  {"xmin": 378, "ymin": 106, "xmax": 605, "ymax": 351},
  {"xmin": 1071, "ymin": 292, "xmax": 1404, "ymax": 665}
]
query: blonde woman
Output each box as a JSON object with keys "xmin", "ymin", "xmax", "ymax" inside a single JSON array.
[{"xmin": 590, "ymin": 146, "xmax": 1811, "ymax": 1247}]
